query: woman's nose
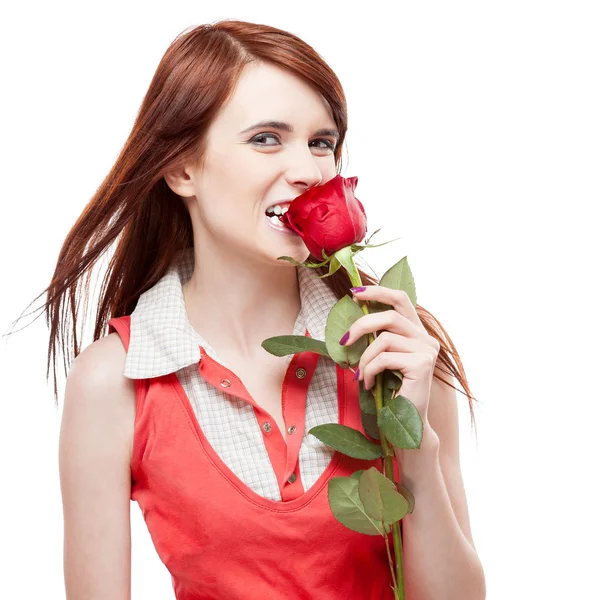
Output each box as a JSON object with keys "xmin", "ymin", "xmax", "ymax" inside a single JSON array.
[{"xmin": 285, "ymin": 149, "xmax": 323, "ymax": 189}]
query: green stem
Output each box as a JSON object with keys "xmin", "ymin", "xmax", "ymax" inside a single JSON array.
[
  {"xmin": 348, "ymin": 272, "xmax": 405, "ymax": 599},
  {"xmin": 383, "ymin": 522, "xmax": 398, "ymax": 593}
]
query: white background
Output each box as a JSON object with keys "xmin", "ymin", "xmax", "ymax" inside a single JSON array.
[{"xmin": 1, "ymin": 1, "xmax": 598, "ymax": 598}]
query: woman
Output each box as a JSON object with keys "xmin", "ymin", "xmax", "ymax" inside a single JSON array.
[{"xmin": 50, "ymin": 19, "xmax": 485, "ymax": 599}]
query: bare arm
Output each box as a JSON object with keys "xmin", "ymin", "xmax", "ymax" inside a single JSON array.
[{"xmin": 59, "ymin": 333, "xmax": 136, "ymax": 600}]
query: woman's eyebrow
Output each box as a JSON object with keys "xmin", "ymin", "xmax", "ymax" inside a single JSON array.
[{"xmin": 238, "ymin": 120, "xmax": 340, "ymax": 139}]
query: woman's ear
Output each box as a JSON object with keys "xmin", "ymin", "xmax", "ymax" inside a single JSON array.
[{"xmin": 164, "ymin": 165, "xmax": 197, "ymax": 198}]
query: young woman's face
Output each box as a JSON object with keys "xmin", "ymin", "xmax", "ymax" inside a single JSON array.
[{"xmin": 184, "ymin": 61, "xmax": 340, "ymax": 266}]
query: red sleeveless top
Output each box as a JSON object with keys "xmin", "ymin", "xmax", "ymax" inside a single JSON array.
[{"xmin": 108, "ymin": 314, "xmax": 398, "ymax": 599}]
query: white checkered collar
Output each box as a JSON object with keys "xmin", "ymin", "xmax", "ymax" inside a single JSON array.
[{"xmin": 123, "ymin": 246, "xmax": 340, "ymax": 379}]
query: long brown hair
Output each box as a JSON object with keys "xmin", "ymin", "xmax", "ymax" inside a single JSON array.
[{"xmin": 8, "ymin": 19, "xmax": 479, "ymax": 437}]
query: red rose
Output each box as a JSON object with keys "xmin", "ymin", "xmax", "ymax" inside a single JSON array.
[{"xmin": 280, "ymin": 174, "xmax": 367, "ymax": 258}]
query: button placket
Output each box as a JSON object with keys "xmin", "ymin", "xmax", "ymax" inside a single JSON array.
[{"xmin": 279, "ymin": 353, "xmax": 320, "ymax": 499}]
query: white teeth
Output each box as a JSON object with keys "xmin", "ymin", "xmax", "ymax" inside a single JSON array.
[
  {"xmin": 268, "ymin": 215, "xmax": 284, "ymax": 226},
  {"xmin": 266, "ymin": 203, "xmax": 290, "ymax": 215}
]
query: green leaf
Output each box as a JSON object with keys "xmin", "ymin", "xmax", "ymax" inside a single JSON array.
[
  {"xmin": 358, "ymin": 467, "xmax": 409, "ymax": 525},
  {"xmin": 384, "ymin": 369, "xmax": 403, "ymax": 390},
  {"xmin": 367, "ymin": 299, "xmax": 394, "ymax": 314},
  {"xmin": 277, "ymin": 254, "xmax": 331, "ymax": 268},
  {"xmin": 261, "ymin": 335, "xmax": 329, "ymax": 358},
  {"xmin": 333, "ymin": 245, "xmax": 361, "ymax": 285},
  {"xmin": 377, "ymin": 394, "xmax": 424, "ymax": 450},
  {"xmin": 350, "ymin": 228, "xmax": 393, "ymax": 251},
  {"xmin": 361, "ymin": 411, "xmax": 381, "ymax": 441},
  {"xmin": 382, "ymin": 383, "xmax": 394, "ymax": 406},
  {"xmin": 350, "ymin": 469, "xmax": 366, "ymax": 482},
  {"xmin": 313, "ymin": 255, "xmax": 343, "ymax": 279},
  {"xmin": 325, "ymin": 296, "xmax": 368, "ymax": 367},
  {"xmin": 388, "ymin": 368, "xmax": 404, "ymax": 385},
  {"xmin": 362, "ymin": 235, "xmax": 404, "ymax": 250},
  {"xmin": 363, "ymin": 228, "xmax": 382, "ymax": 245},
  {"xmin": 308, "ymin": 423, "xmax": 383, "ymax": 459},
  {"xmin": 382, "ymin": 369, "xmax": 403, "ymax": 406},
  {"xmin": 359, "ymin": 381, "xmax": 377, "ymax": 415},
  {"xmin": 378, "ymin": 256, "xmax": 417, "ymax": 307},
  {"xmin": 367, "ymin": 257, "xmax": 417, "ymax": 314},
  {"xmin": 327, "ymin": 475, "xmax": 391, "ymax": 535},
  {"xmin": 275, "ymin": 255, "xmax": 303, "ymax": 266},
  {"xmin": 396, "ymin": 484, "xmax": 415, "ymax": 514}
]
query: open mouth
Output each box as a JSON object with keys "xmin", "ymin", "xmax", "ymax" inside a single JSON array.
[
  {"xmin": 264, "ymin": 202, "xmax": 298, "ymax": 235},
  {"xmin": 265, "ymin": 202, "xmax": 291, "ymax": 228},
  {"xmin": 265, "ymin": 213, "xmax": 289, "ymax": 229}
]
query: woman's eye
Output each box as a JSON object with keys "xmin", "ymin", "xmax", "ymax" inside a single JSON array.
[
  {"xmin": 313, "ymin": 139, "xmax": 336, "ymax": 151},
  {"xmin": 249, "ymin": 133, "xmax": 280, "ymax": 146},
  {"xmin": 249, "ymin": 133, "xmax": 335, "ymax": 151}
]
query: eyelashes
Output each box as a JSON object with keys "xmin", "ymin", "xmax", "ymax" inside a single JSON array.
[{"xmin": 249, "ymin": 132, "xmax": 336, "ymax": 151}]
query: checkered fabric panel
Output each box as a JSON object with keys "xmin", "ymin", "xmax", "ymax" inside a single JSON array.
[{"xmin": 123, "ymin": 247, "xmax": 341, "ymax": 501}]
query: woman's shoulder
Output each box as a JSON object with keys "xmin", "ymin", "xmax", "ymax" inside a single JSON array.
[
  {"xmin": 59, "ymin": 334, "xmax": 136, "ymax": 596},
  {"xmin": 73, "ymin": 332, "xmax": 132, "ymax": 388},
  {"xmin": 64, "ymin": 333, "xmax": 137, "ymax": 459}
]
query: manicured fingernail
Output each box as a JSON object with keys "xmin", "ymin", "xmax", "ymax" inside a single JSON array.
[
  {"xmin": 350, "ymin": 286, "xmax": 366, "ymax": 293},
  {"xmin": 339, "ymin": 331, "xmax": 350, "ymax": 345},
  {"xmin": 353, "ymin": 367, "xmax": 360, "ymax": 381}
]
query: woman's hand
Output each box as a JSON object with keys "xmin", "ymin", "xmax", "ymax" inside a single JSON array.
[{"xmin": 340, "ymin": 285, "xmax": 441, "ymax": 428}]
